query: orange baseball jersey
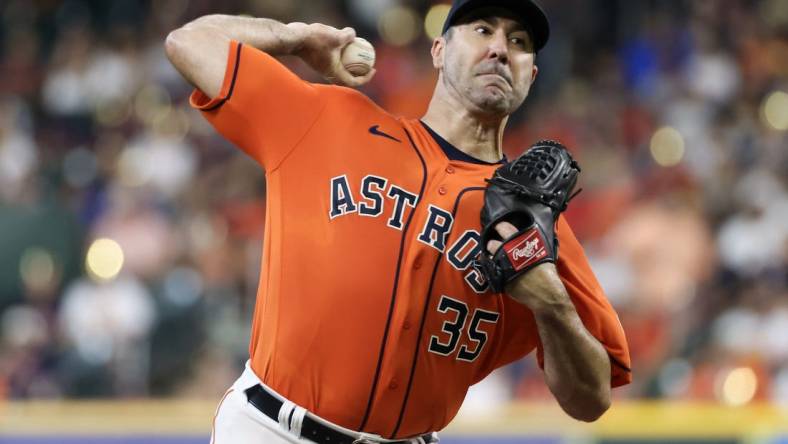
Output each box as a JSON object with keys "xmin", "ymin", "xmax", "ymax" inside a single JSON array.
[{"xmin": 191, "ymin": 41, "xmax": 631, "ymax": 439}]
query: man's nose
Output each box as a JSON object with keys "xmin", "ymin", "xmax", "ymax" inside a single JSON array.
[{"xmin": 487, "ymin": 30, "xmax": 510, "ymax": 64}]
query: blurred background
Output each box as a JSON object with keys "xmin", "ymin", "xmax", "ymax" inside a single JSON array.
[{"xmin": 0, "ymin": 0, "xmax": 786, "ymax": 443}]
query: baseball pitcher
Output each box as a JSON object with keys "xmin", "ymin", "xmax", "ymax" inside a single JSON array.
[{"xmin": 165, "ymin": 0, "xmax": 631, "ymax": 443}]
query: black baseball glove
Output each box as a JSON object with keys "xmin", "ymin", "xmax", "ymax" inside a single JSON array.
[{"xmin": 474, "ymin": 140, "xmax": 581, "ymax": 293}]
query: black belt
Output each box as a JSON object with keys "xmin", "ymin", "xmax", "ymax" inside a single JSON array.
[{"xmin": 245, "ymin": 384, "xmax": 430, "ymax": 444}]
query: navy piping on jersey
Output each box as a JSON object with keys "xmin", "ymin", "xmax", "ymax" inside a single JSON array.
[
  {"xmin": 358, "ymin": 125, "xmax": 428, "ymax": 432},
  {"xmin": 420, "ymin": 121, "xmax": 507, "ymax": 165},
  {"xmin": 390, "ymin": 186, "xmax": 486, "ymax": 439},
  {"xmin": 203, "ymin": 43, "xmax": 242, "ymax": 111},
  {"xmin": 611, "ymin": 356, "xmax": 631, "ymax": 373},
  {"xmin": 383, "ymin": 185, "xmax": 631, "ymax": 435}
]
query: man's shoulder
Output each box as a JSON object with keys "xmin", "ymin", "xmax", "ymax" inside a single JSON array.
[{"xmin": 315, "ymin": 84, "xmax": 397, "ymax": 121}]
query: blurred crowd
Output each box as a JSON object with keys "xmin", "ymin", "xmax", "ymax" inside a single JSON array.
[{"xmin": 0, "ymin": 0, "xmax": 786, "ymax": 409}]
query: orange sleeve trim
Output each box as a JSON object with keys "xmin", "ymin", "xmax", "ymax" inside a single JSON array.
[
  {"xmin": 190, "ymin": 41, "xmax": 243, "ymax": 111},
  {"xmin": 534, "ymin": 349, "xmax": 632, "ymax": 387},
  {"xmin": 611, "ymin": 355, "xmax": 632, "ymax": 373},
  {"xmin": 610, "ymin": 354, "xmax": 633, "ymax": 387}
]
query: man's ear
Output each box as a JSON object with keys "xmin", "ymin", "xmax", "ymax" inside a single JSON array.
[
  {"xmin": 531, "ymin": 64, "xmax": 539, "ymax": 82},
  {"xmin": 431, "ymin": 37, "xmax": 446, "ymax": 69}
]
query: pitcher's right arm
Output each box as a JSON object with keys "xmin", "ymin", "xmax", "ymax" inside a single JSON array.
[{"xmin": 164, "ymin": 15, "xmax": 375, "ymax": 98}]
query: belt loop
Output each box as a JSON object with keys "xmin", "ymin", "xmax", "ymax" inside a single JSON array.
[
  {"xmin": 290, "ymin": 406, "xmax": 307, "ymax": 437},
  {"xmin": 278, "ymin": 400, "xmax": 296, "ymax": 431}
]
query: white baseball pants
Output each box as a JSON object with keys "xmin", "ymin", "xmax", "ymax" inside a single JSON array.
[{"xmin": 210, "ymin": 361, "xmax": 436, "ymax": 444}]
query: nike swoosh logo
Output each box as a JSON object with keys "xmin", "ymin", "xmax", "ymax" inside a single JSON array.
[{"xmin": 369, "ymin": 125, "xmax": 402, "ymax": 143}]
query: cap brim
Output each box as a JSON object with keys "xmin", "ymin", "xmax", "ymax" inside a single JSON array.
[{"xmin": 442, "ymin": 0, "xmax": 550, "ymax": 51}]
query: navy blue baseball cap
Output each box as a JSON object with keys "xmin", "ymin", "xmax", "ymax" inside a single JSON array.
[{"xmin": 441, "ymin": 0, "xmax": 550, "ymax": 51}]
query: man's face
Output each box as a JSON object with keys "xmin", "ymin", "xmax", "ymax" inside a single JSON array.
[{"xmin": 434, "ymin": 10, "xmax": 538, "ymax": 117}]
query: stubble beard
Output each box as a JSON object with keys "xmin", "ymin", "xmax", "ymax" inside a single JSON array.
[
  {"xmin": 445, "ymin": 64, "xmax": 525, "ymax": 118},
  {"xmin": 474, "ymin": 83, "xmax": 514, "ymax": 115}
]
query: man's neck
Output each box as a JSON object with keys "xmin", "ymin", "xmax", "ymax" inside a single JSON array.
[{"xmin": 422, "ymin": 91, "xmax": 508, "ymax": 164}]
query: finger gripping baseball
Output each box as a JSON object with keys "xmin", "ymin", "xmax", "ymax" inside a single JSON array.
[{"xmin": 475, "ymin": 140, "xmax": 582, "ymax": 293}]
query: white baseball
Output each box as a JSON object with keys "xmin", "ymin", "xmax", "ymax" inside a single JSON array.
[{"xmin": 340, "ymin": 37, "xmax": 376, "ymax": 77}]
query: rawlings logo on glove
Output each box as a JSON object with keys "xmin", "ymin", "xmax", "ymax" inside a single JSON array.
[
  {"xmin": 507, "ymin": 229, "xmax": 547, "ymax": 267},
  {"xmin": 474, "ymin": 140, "xmax": 581, "ymax": 293}
]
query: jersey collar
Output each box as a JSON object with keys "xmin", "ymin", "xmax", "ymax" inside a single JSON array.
[{"xmin": 420, "ymin": 121, "xmax": 507, "ymax": 166}]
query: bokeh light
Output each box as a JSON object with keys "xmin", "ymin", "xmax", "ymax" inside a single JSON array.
[
  {"xmin": 378, "ymin": 6, "xmax": 420, "ymax": 47},
  {"xmin": 162, "ymin": 267, "xmax": 204, "ymax": 307},
  {"xmin": 151, "ymin": 107, "xmax": 191, "ymax": 140},
  {"xmin": 425, "ymin": 4, "xmax": 451, "ymax": 39},
  {"xmin": 86, "ymin": 238, "xmax": 125, "ymax": 282},
  {"xmin": 0, "ymin": 306, "xmax": 48, "ymax": 348},
  {"xmin": 188, "ymin": 214, "xmax": 229, "ymax": 252},
  {"xmin": 117, "ymin": 145, "xmax": 152, "ymax": 188},
  {"xmin": 650, "ymin": 126, "xmax": 685, "ymax": 167},
  {"xmin": 95, "ymin": 98, "xmax": 132, "ymax": 128},
  {"xmin": 761, "ymin": 90, "xmax": 788, "ymax": 131},
  {"xmin": 134, "ymin": 85, "xmax": 172, "ymax": 126},
  {"xmin": 19, "ymin": 247, "xmax": 56, "ymax": 292},
  {"xmin": 718, "ymin": 367, "xmax": 758, "ymax": 407}
]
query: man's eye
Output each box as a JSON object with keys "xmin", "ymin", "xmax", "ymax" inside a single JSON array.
[
  {"xmin": 510, "ymin": 36, "xmax": 533, "ymax": 51},
  {"xmin": 475, "ymin": 26, "xmax": 491, "ymax": 35}
]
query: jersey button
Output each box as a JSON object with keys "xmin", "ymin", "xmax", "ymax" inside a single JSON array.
[
  {"xmin": 446, "ymin": 166, "xmax": 455, "ymax": 174},
  {"xmin": 389, "ymin": 380, "xmax": 399, "ymax": 390},
  {"xmin": 414, "ymin": 260, "xmax": 422, "ymax": 270},
  {"xmin": 438, "ymin": 186, "xmax": 447, "ymax": 195},
  {"xmin": 403, "ymin": 321, "xmax": 411, "ymax": 330}
]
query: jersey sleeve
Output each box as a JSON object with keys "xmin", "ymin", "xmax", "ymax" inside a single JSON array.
[
  {"xmin": 535, "ymin": 216, "xmax": 633, "ymax": 387},
  {"xmin": 190, "ymin": 41, "xmax": 325, "ymax": 171}
]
